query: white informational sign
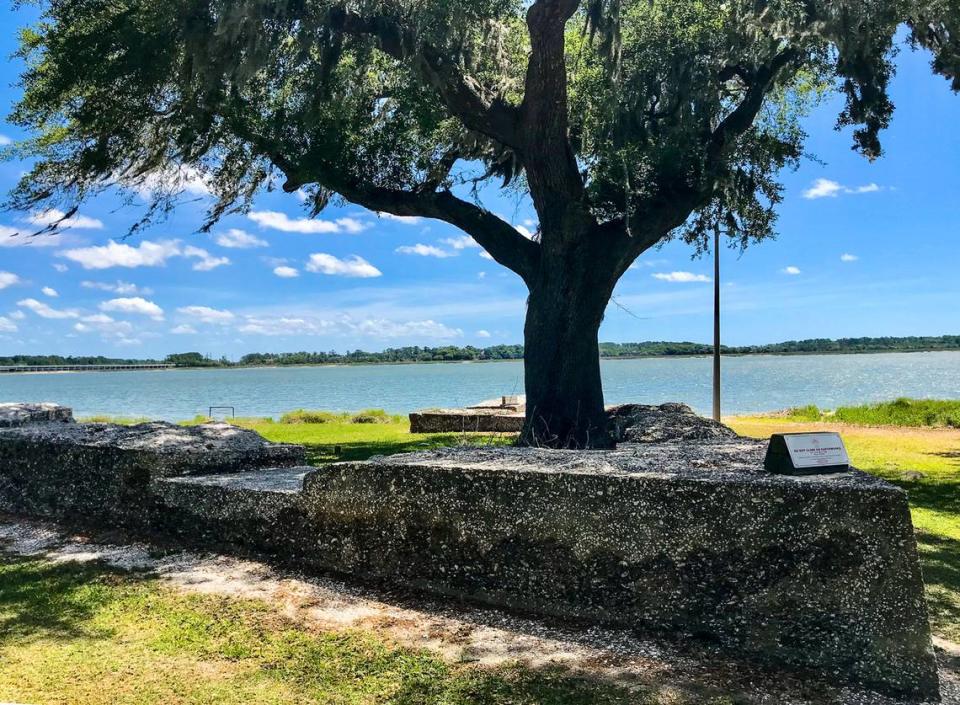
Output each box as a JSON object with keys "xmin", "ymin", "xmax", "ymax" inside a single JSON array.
[{"xmin": 783, "ymin": 432, "xmax": 850, "ymax": 470}]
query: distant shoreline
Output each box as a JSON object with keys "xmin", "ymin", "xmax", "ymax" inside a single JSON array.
[{"xmin": 3, "ymin": 346, "xmax": 960, "ymax": 374}]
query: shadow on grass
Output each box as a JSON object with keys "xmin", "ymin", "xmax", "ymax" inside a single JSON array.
[
  {"xmin": 0, "ymin": 555, "xmax": 147, "ymax": 645},
  {"xmin": 0, "ymin": 554, "xmax": 666, "ymax": 705}
]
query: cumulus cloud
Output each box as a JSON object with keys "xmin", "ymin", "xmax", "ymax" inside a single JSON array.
[
  {"xmin": 802, "ymin": 178, "xmax": 883, "ymax": 199},
  {"xmin": 100, "ymin": 297, "xmax": 165, "ymax": 319},
  {"xmin": 476, "ymin": 329, "xmax": 492, "ymax": 338},
  {"xmin": 41, "ymin": 287, "xmax": 58, "ymax": 298},
  {"xmin": 273, "ymin": 266, "xmax": 299, "ymax": 278},
  {"xmin": 53, "ymin": 263, "xmax": 69, "ymax": 273},
  {"xmin": 60, "ymin": 239, "xmax": 181, "ymax": 269},
  {"xmin": 74, "ymin": 314, "xmax": 134, "ymax": 338},
  {"xmin": 479, "ymin": 251, "xmax": 494, "ymax": 261},
  {"xmin": 0, "ymin": 316, "xmax": 17, "ymax": 333},
  {"xmin": 177, "ymin": 305, "xmax": 235, "ymax": 324},
  {"xmin": 237, "ymin": 313, "xmax": 461, "ymax": 340},
  {"xmin": 248, "ymin": 211, "xmax": 369, "ymax": 234},
  {"xmin": 305, "ymin": 253, "xmax": 382, "ymax": 278},
  {"xmin": 214, "ymin": 229, "xmax": 268, "ymax": 249},
  {"xmin": 171, "ymin": 324, "xmax": 197, "ymax": 335},
  {"xmin": 0, "ymin": 224, "xmax": 62, "ymax": 248},
  {"xmin": 132, "ymin": 164, "xmax": 212, "ymax": 198},
  {"xmin": 440, "ymin": 236, "xmax": 479, "ymax": 250},
  {"xmin": 29, "ymin": 209, "xmax": 104, "ymax": 230},
  {"xmin": 0, "ymin": 271, "xmax": 21, "ymax": 290},
  {"xmin": 9, "ymin": 310, "xmax": 25, "ymax": 321},
  {"xmin": 17, "ymin": 298, "xmax": 80, "ymax": 319},
  {"xmin": 81, "ymin": 280, "xmax": 152, "ymax": 295},
  {"xmin": 0, "ymin": 134, "xmax": 11, "ymax": 146},
  {"xmin": 183, "ymin": 245, "xmax": 230, "ymax": 271},
  {"xmin": 840, "ymin": 253, "xmax": 858, "ymax": 262},
  {"xmin": 377, "ymin": 212, "xmax": 422, "ymax": 224},
  {"xmin": 782, "ymin": 266, "xmax": 802, "ymax": 275},
  {"xmin": 395, "ymin": 243, "xmax": 454, "ymax": 258},
  {"xmin": 652, "ymin": 271, "xmax": 711, "ymax": 283}
]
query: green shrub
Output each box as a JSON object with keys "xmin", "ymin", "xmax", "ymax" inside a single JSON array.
[
  {"xmin": 784, "ymin": 405, "xmax": 823, "ymax": 422},
  {"xmin": 350, "ymin": 409, "xmax": 397, "ymax": 424},
  {"xmin": 279, "ymin": 409, "xmax": 343, "ymax": 424},
  {"xmin": 833, "ymin": 398, "xmax": 960, "ymax": 428}
]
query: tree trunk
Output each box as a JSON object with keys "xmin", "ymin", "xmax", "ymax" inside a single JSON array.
[{"xmin": 520, "ymin": 247, "xmax": 615, "ymax": 449}]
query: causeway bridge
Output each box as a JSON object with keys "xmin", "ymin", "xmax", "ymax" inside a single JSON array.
[{"xmin": 0, "ymin": 364, "xmax": 175, "ymax": 373}]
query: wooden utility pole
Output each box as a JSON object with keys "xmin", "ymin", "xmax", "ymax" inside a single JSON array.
[{"xmin": 712, "ymin": 228, "xmax": 721, "ymax": 422}]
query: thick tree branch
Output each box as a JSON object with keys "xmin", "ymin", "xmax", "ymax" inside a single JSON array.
[
  {"xmin": 330, "ymin": 8, "xmax": 522, "ymax": 150},
  {"xmin": 520, "ymin": 0, "xmax": 585, "ymax": 210},
  {"xmin": 706, "ymin": 48, "xmax": 801, "ymax": 165}
]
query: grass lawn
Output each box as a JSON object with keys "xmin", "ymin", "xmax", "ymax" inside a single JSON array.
[
  {"xmin": 0, "ymin": 557, "xmax": 648, "ymax": 705},
  {"xmin": 728, "ymin": 415, "xmax": 960, "ymax": 643}
]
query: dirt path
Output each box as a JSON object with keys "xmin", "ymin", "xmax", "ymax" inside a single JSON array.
[{"xmin": 1, "ymin": 515, "xmax": 956, "ymax": 705}]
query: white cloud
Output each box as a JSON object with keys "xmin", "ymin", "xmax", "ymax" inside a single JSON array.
[
  {"xmin": 477, "ymin": 271, "xmax": 487, "ymax": 279},
  {"xmin": 41, "ymin": 287, "xmax": 58, "ymax": 298},
  {"xmin": 171, "ymin": 324, "xmax": 198, "ymax": 335},
  {"xmin": 100, "ymin": 297, "xmax": 165, "ymax": 319},
  {"xmin": 479, "ymin": 251, "xmax": 494, "ymax": 261},
  {"xmin": 53, "ymin": 263, "xmax": 69, "ymax": 273},
  {"xmin": 214, "ymin": 229, "xmax": 268, "ymax": 249},
  {"xmin": 236, "ymin": 314, "xmax": 461, "ymax": 340},
  {"xmin": 395, "ymin": 243, "xmax": 454, "ymax": 258},
  {"xmin": 0, "ymin": 134, "xmax": 11, "ymax": 146},
  {"xmin": 515, "ymin": 224, "xmax": 535, "ymax": 239},
  {"xmin": 305, "ymin": 253, "xmax": 382, "ymax": 278},
  {"xmin": 60, "ymin": 239, "xmax": 181, "ymax": 269},
  {"xmin": 840, "ymin": 253, "xmax": 859, "ymax": 262},
  {"xmin": 9, "ymin": 310, "xmax": 26, "ymax": 320},
  {"xmin": 17, "ymin": 298, "xmax": 80, "ymax": 319},
  {"xmin": 378, "ymin": 212, "xmax": 422, "ymax": 224},
  {"xmin": 652, "ymin": 271, "xmax": 711, "ymax": 283},
  {"xmin": 476, "ymin": 329, "xmax": 492, "ymax": 338},
  {"xmin": 81, "ymin": 280, "xmax": 152, "ymax": 295},
  {"xmin": 248, "ymin": 211, "xmax": 370, "ymax": 234},
  {"xmin": 0, "ymin": 271, "xmax": 21, "ymax": 290},
  {"xmin": 273, "ymin": 266, "xmax": 299, "ymax": 278},
  {"xmin": 0, "ymin": 316, "xmax": 17, "ymax": 333},
  {"xmin": 802, "ymin": 178, "xmax": 884, "ymax": 199},
  {"xmin": 183, "ymin": 245, "xmax": 230, "ymax": 271},
  {"xmin": 0, "ymin": 224, "xmax": 62, "ymax": 248},
  {"xmin": 441, "ymin": 236, "xmax": 479, "ymax": 250},
  {"xmin": 74, "ymin": 314, "xmax": 134, "ymax": 338},
  {"xmin": 132, "ymin": 164, "xmax": 212, "ymax": 198},
  {"xmin": 29, "ymin": 209, "xmax": 103, "ymax": 230},
  {"xmin": 782, "ymin": 266, "xmax": 802, "ymax": 275},
  {"xmin": 177, "ymin": 305, "xmax": 235, "ymax": 324}
]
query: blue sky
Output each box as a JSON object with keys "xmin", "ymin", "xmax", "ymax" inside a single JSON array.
[{"xmin": 1, "ymin": 2, "xmax": 958, "ymax": 359}]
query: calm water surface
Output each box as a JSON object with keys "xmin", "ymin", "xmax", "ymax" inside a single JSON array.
[{"xmin": 2, "ymin": 351, "xmax": 959, "ymax": 421}]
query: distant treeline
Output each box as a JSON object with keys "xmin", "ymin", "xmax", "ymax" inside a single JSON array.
[{"xmin": 3, "ymin": 335, "xmax": 959, "ymax": 369}]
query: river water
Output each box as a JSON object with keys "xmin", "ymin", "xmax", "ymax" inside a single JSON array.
[{"xmin": 2, "ymin": 351, "xmax": 958, "ymax": 421}]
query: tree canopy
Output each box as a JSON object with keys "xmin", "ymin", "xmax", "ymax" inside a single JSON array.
[
  {"xmin": 8, "ymin": 0, "xmax": 957, "ymax": 266},
  {"xmin": 7, "ymin": 0, "xmax": 960, "ymax": 446}
]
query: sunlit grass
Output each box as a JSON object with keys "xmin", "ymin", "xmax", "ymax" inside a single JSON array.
[{"xmin": 0, "ymin": 557, "xmax": 658, "ymax": 705}]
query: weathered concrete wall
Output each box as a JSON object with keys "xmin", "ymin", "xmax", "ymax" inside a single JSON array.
[
  {"xmin": 409, "ymin": 409, "xmax": 525, "ymax": 433},
  {"xmin": 0, "ymin": 419, "xmax": 304, "ymax": 527},
  {"xmin": 0, "ymin": 402, "xmax": 74, "ymax": 427},
  {"xmin": 0, "ymin": 405, "xmax": 939, "ymax": 700},
  {"xmin": 289, "ymin": 445, "xmax": 938, "ymax": 700}
]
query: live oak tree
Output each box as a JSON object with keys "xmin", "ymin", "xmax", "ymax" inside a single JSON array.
[{"xmin": 8, "ymin": 0, "xmax": 959, "ymax": 447}]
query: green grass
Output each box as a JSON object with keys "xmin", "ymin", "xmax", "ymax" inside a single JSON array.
[
  {"xmin": 0, "ymin": 556, "xmax": 672, "ymax": 705},
  {"xmin": 232, "ymin": 416, "xmax": 514, "ymax": 465},
  {"xmin": 778, "ymin": 398, "xmax": 960, "ymax": 428},
  {"xmin": 729, "ymin": 416, "xmax": 960, "ymax": 642}
]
